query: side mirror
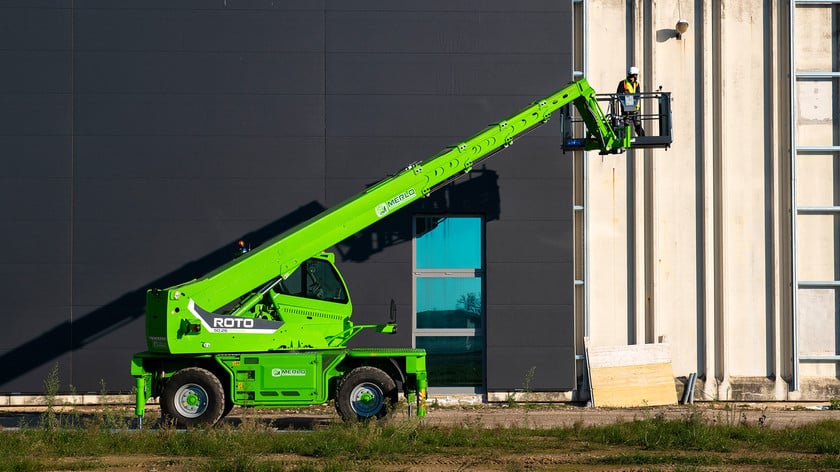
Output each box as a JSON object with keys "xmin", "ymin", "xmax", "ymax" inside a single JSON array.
[{"xmin": 389, "ymin": 299, "xmax": 397, "ymax": 324}]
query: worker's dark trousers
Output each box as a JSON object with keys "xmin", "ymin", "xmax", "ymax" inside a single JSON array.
[{"xmin": 624, "ymin": 112, "xmax": 645, "ymax": 137}]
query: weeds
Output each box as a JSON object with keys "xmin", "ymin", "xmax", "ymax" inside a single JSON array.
[
  {"xmin": 4, "ymin": 412, "xmax": 840, "ymax": 470},
  {"xmin": 7, "ymin": 365, "xmax": 840, "ymax": 470},
  {"xmin": 39, "ymin": 363, "xmax": 61, "ymax": 430},
  {"xmin": 503, "ymin": 366, "xmax": 537, "ymax": 410},
  {"xmin": 93, "ymin": 379, "xmax": 130, "ymax": 431}
]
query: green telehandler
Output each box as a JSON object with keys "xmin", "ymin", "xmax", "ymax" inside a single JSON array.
[{"xmin": 130, "ymin": 78, "xmax": 671, "ymax": 427}]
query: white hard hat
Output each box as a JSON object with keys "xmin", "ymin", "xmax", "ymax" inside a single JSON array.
[{"xmin": 628, "ymin": 66, "xmax": 639, "ymax": 75}]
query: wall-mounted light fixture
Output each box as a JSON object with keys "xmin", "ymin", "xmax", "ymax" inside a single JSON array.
[{"xmin": 676, "ymin": 19, "xmax": 690, "ymax": 40}]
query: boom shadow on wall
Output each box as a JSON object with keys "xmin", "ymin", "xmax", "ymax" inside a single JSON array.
[{"xmin": 0, "ymin": 170, "xmax": 501, "ymax": 390}]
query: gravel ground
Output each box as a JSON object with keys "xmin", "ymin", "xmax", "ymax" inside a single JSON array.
[
  {"xmin": 421, "ymin": 402, "xmax": 840, "ymax": 429},
  {"xmin": 3, "ymin": 402, "xmax": 840, "ymax": 471},
  {"xmin": 2, "ymin": 401, "xmax": 837, "ymax": 430}
]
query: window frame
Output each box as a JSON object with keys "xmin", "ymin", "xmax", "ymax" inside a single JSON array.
[{"xmin": 412, "ymin": 214, "xmax": 485, "ymax": 394}]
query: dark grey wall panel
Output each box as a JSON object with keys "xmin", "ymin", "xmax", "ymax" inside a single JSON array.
[
  {"xmin": 0, "ymin": 273, "xmax": 69, "ymax": 335},
  {"xmin": 75, "ymin": 136, "xmax": 325, "ymax": 178},
  {"xmin": 328, "ymin": 1, "xmax": 566, "ymax": 11},
  {"xmin": 0, "ymin": 6, "xmax": 70, "ymax": 49},
  {"xmin": 0, "ymin": 95, "xmax": 72, "ymax": 135},
  {"xmin": 0, "ymin": 180, "xmax": 69, "ymax": 221},
  {"xmin": 1, "ymin": 1, "xmax": 71, "ymax": 8},
  {"xmin": 327, "ymin": 54, "xmax": 568, "ymax": 96},
  {"xmin": 484, "ymin": 135, "xmax": 573, "ymax": 178},
  {"xmin": 487, "ymin": 306, "xmax": 574, "ymax": 347},
  {"xmin": 498, "ymin": 178, "xmax": 573, "ymax": 220},
  {"xmin": 73, "ymin": 260, "xmax": 161, "ymax": 308},
  {"xmin": 76, "ymin": 52, "xmax": 323, "ymax": 95},
  {"xmin": 326, "ymin": 2, "xmax": 574, "ymax": 391},
  {"xmin": 339, "ymin": 258, "xmax": 414, "ymax": 348},
  {"xmin": 0, "ymin": 221, "xmax": 69, "ymax": 267},
  {"xmin": 326, "ymin": 137, "xmax": 446, "ymax": 180},
  {"xmin": 327, "ymin": 10, "xmax": 571, "ymax": 54},
  {"xmin": 68, "ymin": 0, "xmax": 330, "ymax": 400},
  {"xmin": 0, "ymin": 300, "xmax": 73, "ymax": 394},
  {"xmin": 486, "ymin": 220, "xmax": 573, "ymax": 263},
  {"xmin": 74, "ymin": 95, "xmax": 323, "ymax": 136},
  {"xmin": 328, "ymin": 95, "xmax": 553, "ymax": 140},
  {"xmin": 486, "ymin": 345, "xmax": 576, "ymax": 391},
  {"xmin": 78, "ymin": 1, "xmax": 322, "ymax": 9},
  {"xmin": 486, "ymin": 262, "xmax": 574, "ymax": 306},
  {"xmin": 339, "ymin": 257, "xmax": 413, "ymax": 303},
  {"xmin": 327, "ymin": 95, "xmax": 572, "ymax": 143},
  {"xmin": 0, "ymin": 137, "xmax": 71, "ymax": 177},
  {"xmin": 0, "ymin": 1, "xmax": 575, "ymax": 394},
  {"xmin": 0, "ymin": 3, "xmax": 73, "ymax": 392},
  {"xmin": 0, "ymin": 52, "xmax": 71, "ymax": 93},
  {"xmin": 0, "ymin": 353, "xmax": 73, "ymax": 396},
  {"xmin": 74, "ymin": 8, "xmax": 324, "ymax": 52},
  {"xmin": 72, "ymin": 346, "xmax": 138, "ymax": 392},
  {"xmin": 73, "ymin": 177, "xmax": 324, "ymax": 223}
]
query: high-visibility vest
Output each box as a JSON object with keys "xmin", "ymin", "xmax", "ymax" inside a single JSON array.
[
  {"xmin": 621, "ymin": 79, "xmax": 639, "ymax": 94},
  {"xmin": 620, "ymin": 80, "xmax": 641, "ymax": 110}
]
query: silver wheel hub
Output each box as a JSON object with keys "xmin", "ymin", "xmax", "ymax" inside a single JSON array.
[
  {"xmin": 349, "ymin": 382, "xmax": 384, "ymax": 417},
  {"xmin": 173, "ymin": 383, "xmax": 209, "ymax": 418}
]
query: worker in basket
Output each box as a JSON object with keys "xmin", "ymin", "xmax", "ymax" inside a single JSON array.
[{"xmin": 616, "ymin": 66, "xmax": 645, "ymax": 137}]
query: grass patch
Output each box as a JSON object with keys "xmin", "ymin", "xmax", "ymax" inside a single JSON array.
[{"xmin": 3, "ymin": 408, "xmax": 840, "ymax": 470}]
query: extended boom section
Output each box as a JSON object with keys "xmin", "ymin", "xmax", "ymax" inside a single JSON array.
[{"xmin": 147, "ymin": 79, "xmax": 622, "ymax": 354}]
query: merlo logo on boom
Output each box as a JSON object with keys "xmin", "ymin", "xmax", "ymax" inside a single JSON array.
[{"xmin": 376, "ymin": 188, "xmax": 417, "ymax": 217}]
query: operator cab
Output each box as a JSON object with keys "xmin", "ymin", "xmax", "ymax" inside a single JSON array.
[{"xmin": 275, "ymin": 257, "xmax": 349, "ymax": 304}]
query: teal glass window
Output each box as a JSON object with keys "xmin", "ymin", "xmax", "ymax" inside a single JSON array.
[
  {"xmin": 416, "ymin": 217, "xmax": 482, "ymax": 269},
  {"xmin": 414, "ymin": 215, "xmax": 484, "ymax": 389},
  {"xmin": 416, "ymin": 336, "xmax": 484, "ymax": 387},
  {"xmin": 416, "ymin": 278, "xmax": 482, "ymax": 329}
]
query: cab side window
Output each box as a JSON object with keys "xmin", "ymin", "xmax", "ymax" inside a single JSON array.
[{"xmin": 276, "ymin": 259, "xmax": 348, "ymax": 303}]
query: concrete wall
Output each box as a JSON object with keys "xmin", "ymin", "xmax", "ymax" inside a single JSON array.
[{"xmin": 582, "ymin": 0, "xmax": 839, "ymax": 401}]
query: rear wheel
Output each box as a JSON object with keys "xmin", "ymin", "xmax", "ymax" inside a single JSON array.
[
  {"xmin": 160, "ymin": 367, "xmax": 225, "ymax": 428},
  {"xmin": 222, "ymin": 396, "xmax": 235, "ymax": 419},
  {"xmin": 336, "ymin": 366, "xmax": 398, "ymax": 421}
]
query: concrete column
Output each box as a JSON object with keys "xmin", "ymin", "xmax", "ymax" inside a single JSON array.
[
  {"xmin": 586, "ymin": 0, "xmax": 632, "ymax": 347},
  {"xmin": 698, "ymin": 0, "xmax": 721, "ymax": 401}
]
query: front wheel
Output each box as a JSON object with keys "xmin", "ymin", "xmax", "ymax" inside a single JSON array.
[
  {"xmin": 336, "ymin": 366, "xmax": 398, "ymax": 421},
  {"xmin": 160, "ymin": 367, "xmax": 225, "ymax": 428}
]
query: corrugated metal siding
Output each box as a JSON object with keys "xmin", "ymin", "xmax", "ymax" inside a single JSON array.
[{"xmin": 0, "ymin": 1, "xmax": 574, "ymax": 393}]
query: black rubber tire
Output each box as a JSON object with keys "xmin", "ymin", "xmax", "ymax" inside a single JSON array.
[
  {"xmin": 222, "ymin": 396, "xmax": 235, "ymax": 419},
  {"xmin": 160, "ymin": 367, "xmax": 225, "ymax": 428},
  {"xmin": 335, "ymin": 366, "xmax": 398, "ymax": 421}
]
